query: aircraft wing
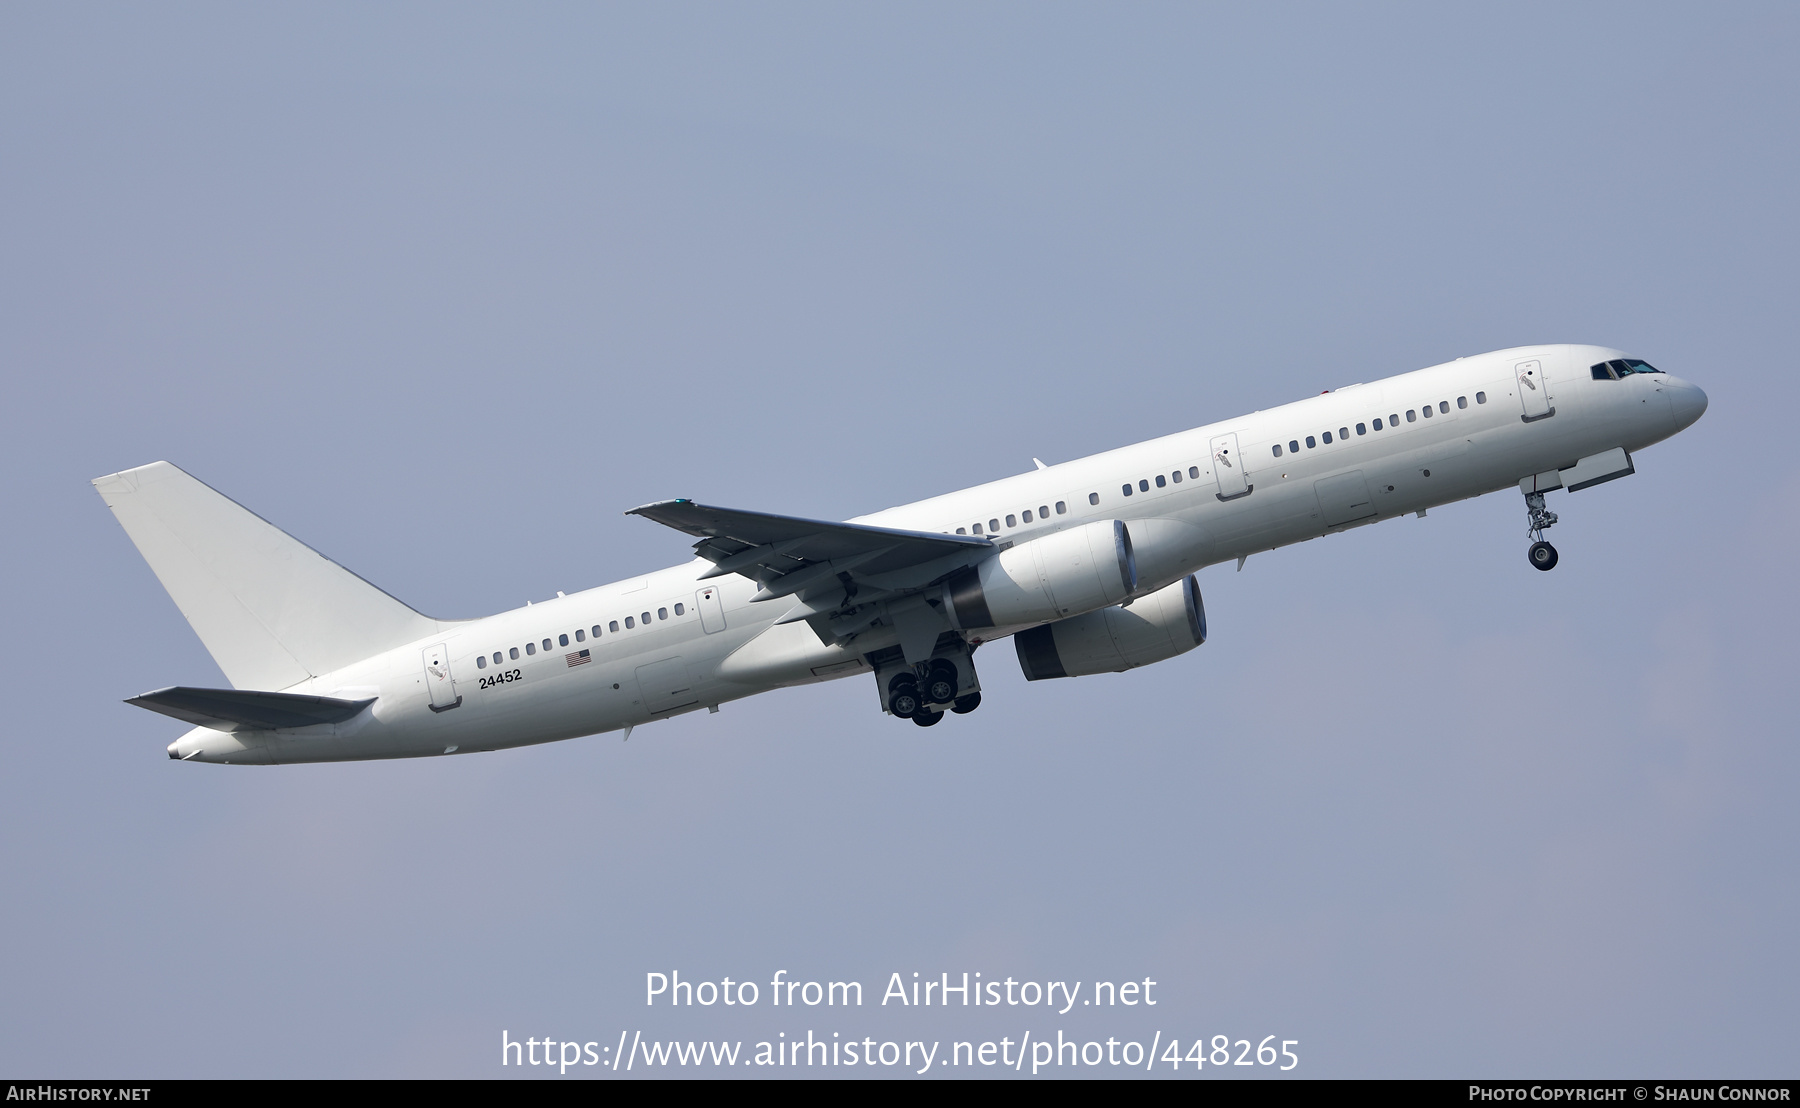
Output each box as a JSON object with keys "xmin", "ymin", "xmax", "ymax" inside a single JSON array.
[
  {"xmin": 627, "ymin": 499, "xmax": 991, "ymax": 618},
  {"xmin": 127, "ymin": 686, "xmax": 376, "ymax": 733}
]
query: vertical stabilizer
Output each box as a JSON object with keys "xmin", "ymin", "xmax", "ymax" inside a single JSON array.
[{"xmin": 93, "ymin": 462, "xmax": 440, "ymax": 690}]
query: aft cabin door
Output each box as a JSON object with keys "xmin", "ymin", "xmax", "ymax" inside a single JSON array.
[
  {"xmin": 1210, "ymin": 432, "xmax": 1251, "ymax": 501},
  {"xmin": 1515, "ymin": 359, "xmax": 1552, "ymax": 421},
  {"xmin": 422, "ymin": 643, "xmax": 461, "ymax": 712}
]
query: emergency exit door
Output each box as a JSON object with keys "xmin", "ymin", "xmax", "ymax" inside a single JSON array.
[{"xmin": 696, "ymin": 585, "xmax": 726, "ymax": 633}]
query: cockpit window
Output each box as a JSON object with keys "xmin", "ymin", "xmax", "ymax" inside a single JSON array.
[{"xmin": 1599, "ymin": 358, "xmax": 1664, "ymax": 378}]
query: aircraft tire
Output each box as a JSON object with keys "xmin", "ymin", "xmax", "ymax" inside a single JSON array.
[
  {"xmin": 951, "ymin": 692, "xmax": 982, "ymax": 714},
  {"xmin": 925, "ymin": 660, "xmax": 958, "ymax": 704},
  {"xmin": 1528, "ymin": 540, "xmax": 1559, "ymax": 571},
  {"xmin": 888, "ymin": 675, "xmax": 921, "ymax": 719},
  {"xmin": 911, "ymin": 709, "xmax": 942, "ymax": 727}
]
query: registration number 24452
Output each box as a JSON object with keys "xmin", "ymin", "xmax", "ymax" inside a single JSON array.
[{"xmin": 478, "ymin": 669, "xmax": 522, "ymax": 690}]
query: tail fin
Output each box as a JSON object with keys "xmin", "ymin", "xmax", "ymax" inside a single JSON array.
[{"xmin": 93, "ymin": 461, "xmax": 440, "ymax": 690}]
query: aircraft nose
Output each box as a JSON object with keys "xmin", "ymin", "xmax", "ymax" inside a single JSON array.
[{"xmin": 1669, "ymin": 380, "xmax": 1708, "ymax": 431}]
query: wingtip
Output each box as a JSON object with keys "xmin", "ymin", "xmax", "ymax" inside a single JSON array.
[{"xmin": 625, "ymin": 498, "xmax": 693, "ymax": 517}]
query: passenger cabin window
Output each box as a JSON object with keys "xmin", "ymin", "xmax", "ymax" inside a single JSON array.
[
  {"xmin": 1422, "ymin": 405, "xmax": 1433, "ymax": 418},
  {"xmin": 1138, "ymin": 479, "xmax": 1149, "ymax": 492},
  {"xmin": 1088, "ymin": 493, "xmax": 1099, "ymax": 505},
  {"xmin": 1006, "ymin": 514, "xmax": 1016, "ymax": 527},
  {"xmin": 624, "ymin": 617, "xmax": 634, "ymax": 629},
  {"xmin": 1356, "ymin": 422, "xmax": 1366, "ymax": 435},
  {"xmin": 1170, "ymin": 471, "xmax": 1181, "ymax": 483},
  {"xmin": 1188, "ymin": 466, "xmax": 1200, "ymax": 479},
  {"xmin": 1389, "ymin": 413, "xmax": 1399, "ymax": 424},
  {"xmin": 1273, "ymin": 444, "xmax": 1284, "ymax": 457},
  {"xmin": 1406, "ymin": 410, "xmax": 1416, "ymax": 422},
  {"xmin": 1475, "ymin": 392, "xmax": 1486, "ymax": 404},
  {"xmin": 1041, "ymin": 504, "xmax": 1052, "ymax": 516},
  {"xmin": 576, "ymin": 629, "xmax": 586, "ymax": 642},
  {"xmin": 1122, "ymin": 484, "xmax": 1133, "ymax": 496},
  {"xmin": 525, "ymin": 642, "xmax": 536, "ymax": 655},
  {"xmin": 1021, "ymin": 510, "xmax": 1033, "ymax": 522},
  {"xmin": 559, "ymin": 634, "xmax": 569, "ymax": 647},
  {"xmin": 988, "ymin": 519, "xmax": 999, "ymax": 531},
  {"xmin": 1305, "ymin": 435, "xmax": 1316, "ymax": 448},
  {"xmin": 1438, "ymin": 401, "xmax": 1449, "ymax": 414},
  {"xmin": 1057, "ymin": 501, "xmax": 1068, "ymax": 513},
  {"xmin": 1322, "ymin": 431, "xmax": 1332, "ymax": 444},
  {"xmin": 510, "ymin": 647, "xmax": 520, "ymax": 660},
  {"xmin": 1154, "ymin": 475, "xmax": 1166, "ymax": 488},
  {"xmin": 542, "ymin": 638, "xmax": 551, "ymax": 650},
  {"xmin": 493, "ymin": 652, "xmax": 502, "ymax": 665},
  {"xmin": 1289, "ymin": 440, "xmax": 1300, "ymax": 452},
  {"xmin": 477, "ymin": 655, "xmax": 487, "ymax": 669},
  {"xmin": 1372, "ymin": 418, "xmax": 1382, "ymax": 430},
  {"xmin": 610, "ymin": 620, "xmax": 620, "ymax": 632},
  {"xmin": 1339, "ymin": 426, "xmax": 1349, "ymax": 438},
  {"xmin": 956, "ymin": 527, "xmax": 967, "ymax": 534},
  {"xmin": 675, "ymin": 603, "xmax": 685, "ymax": 616},
  {"xmin": 972, "ymin": 523, "xmax": 982, "ymax": 534},
  {"xmin": 1457, "ymin": 396, "xmax": 1467, "ymax": 409},
  {"xmin": 658, "ymin": 608, "xmax": 667, "ymax": 620},
  {"xmin": 641, "ymin": 612, "xmax": 651, "ymax": 625}
]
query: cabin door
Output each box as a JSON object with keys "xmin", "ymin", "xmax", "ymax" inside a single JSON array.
[
  {"xmin": 1210, "ymin": 432, "xmax": 1252, "ymax": 501},
  {"xmin": 421, "ymin": 643, "xmax": 461, "ymax": 712},
  {"xmin": 1515, "ymin": 359, "xmax": 1553, "ymax": 421}
]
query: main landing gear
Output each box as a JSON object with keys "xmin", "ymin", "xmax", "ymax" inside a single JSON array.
[
  {"xmin": 1524, "ymin": 490, "xmax": 1560, "ymax": 572},
  {"xmin": 879, "ymin": 646, "xmax": 981, "ymax": 728}
]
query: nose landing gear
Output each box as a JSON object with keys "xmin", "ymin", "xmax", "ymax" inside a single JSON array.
[{"xmin": 1524, "ymin": 490, "xmax": 1559, "ymax": 572}]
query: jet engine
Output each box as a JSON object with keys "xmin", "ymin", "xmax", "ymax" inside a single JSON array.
[
  {"xmin": 943, "ymin": 519, "xmax": 1135, "ymax": 631},
  {"xmin": 1014, "ymin": 575, "xmax": 1206, "ymax": 680}
]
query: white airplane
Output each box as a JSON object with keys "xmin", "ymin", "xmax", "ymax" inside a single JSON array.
[{"xmin": 98, "ymin": 344, "xmax": 1705, "ymax": 765}]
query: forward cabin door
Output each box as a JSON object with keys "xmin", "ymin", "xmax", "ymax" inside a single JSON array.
[
  {"xmin": 1515, "ymin": 359, "xmax": 1553, "ymax": 421},
  {"xmin": 422, "ymin": 643, "xmax": 461, "ymax": 712},
  {"xmin": 1210, "ymin": 432, "xmax": 1251, "ymax": 501},
  {"xmin": 696, "ymin": 585, "xmax": 726, "ymax": 633}
]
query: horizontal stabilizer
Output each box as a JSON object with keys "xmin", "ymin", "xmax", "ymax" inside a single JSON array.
[{"xmin": 126, "ymin": 686, "xmax": 375, "ymax": 733}]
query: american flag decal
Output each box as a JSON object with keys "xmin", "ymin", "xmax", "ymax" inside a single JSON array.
[{"xmin": 566, "ymin": 649, "xmax": 591, "ymax": 667}]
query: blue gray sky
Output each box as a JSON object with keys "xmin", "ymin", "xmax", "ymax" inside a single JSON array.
[{"xmin": 2, "ymin": 2, "xmax": 1796, "ymax": 1078}]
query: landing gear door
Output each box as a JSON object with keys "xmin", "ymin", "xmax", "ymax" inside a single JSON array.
[
  {"xmin": 1515, "ymin": 359, "xmax": 1553, "ymax": 421},
  {"xmin": 696, "ymin": 585, "xmax": 726, "ymax": 633},
  {"xmin": 422, "ymin": 643, "xmax": 461, "ymax": 712},
  {"xmin": 1210, "ymin": 432, "xmax": 1251, "ymax": 501}
]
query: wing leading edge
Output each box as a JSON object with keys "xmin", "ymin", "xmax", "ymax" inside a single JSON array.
[{"xmin": 627, "ymin": 499, "xmax": 992, "ymax": 630}]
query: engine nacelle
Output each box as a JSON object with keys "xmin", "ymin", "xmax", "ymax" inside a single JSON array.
[
  {"xmin": 943, "ymin": 519, "xmax": 1136, "ymax": 631},
  {"xmin": 1014, "ymin": 575, "xmax": 1206, "ymax": 680}
]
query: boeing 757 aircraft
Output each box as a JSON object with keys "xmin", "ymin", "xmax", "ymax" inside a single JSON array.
[{"xmin": 98, "ymin": 345, "xmax": 1706, "ymax": 764}]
